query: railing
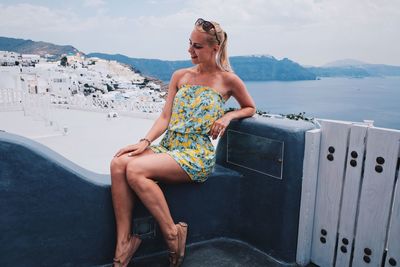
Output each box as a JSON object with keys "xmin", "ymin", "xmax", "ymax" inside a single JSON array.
[
  {"xmin": 297, "ymin": 119, "xmax": 400, "ymax": 267},
  {"xmin": 1, "ymin": 88, "xmax": 59, "ymax": 129},
  {"xmin": 52, "ymin": 94, "xmax": 164, "ymax": 117},
  {"xmin": 22, "ymin": 93, "xmax": 54, "ymax": 123},
  {"xmin": 0, "ymin": 88, "xmax": 162, "ymax": 125},
  {"xmin": 0, "ymin": 88, "xmax": 23, "ymax": 111}
]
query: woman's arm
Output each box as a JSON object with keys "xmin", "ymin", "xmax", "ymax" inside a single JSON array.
[
  {"xmin": 209, "ymin": 74, "xmax": 256, "ymax": 139},
  {"xmin": 226, "ymin": 74, "xmax": 256, "ymax": 120}
]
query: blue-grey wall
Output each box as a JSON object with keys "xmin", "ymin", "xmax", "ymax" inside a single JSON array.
[
  {"xmin": 0, "ymin": 116, "xmax": 315, "ymax": 266},
  {"xmin": 216, "ymin": 117, "xmax": 316, "ymax": 262}
]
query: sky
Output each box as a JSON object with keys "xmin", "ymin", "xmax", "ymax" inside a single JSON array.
[{"xmin": 0, "ymin": 0, "xmax": 399, "ymax": 66}]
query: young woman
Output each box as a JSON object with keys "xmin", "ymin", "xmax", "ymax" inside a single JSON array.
[{"xmin": 110, "ymin": 18, "xmax": 256, "ymax": 267}]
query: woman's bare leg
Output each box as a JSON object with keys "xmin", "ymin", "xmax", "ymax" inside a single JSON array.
[
  {"xmin": 125, "ymin": 153, "xmax": 192, "ymax": 251},
  {"xmin": 110, "ymin": 149, "xmax": 155, "ymax": 259}
]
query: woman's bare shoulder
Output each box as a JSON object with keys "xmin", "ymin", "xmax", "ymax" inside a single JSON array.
[
  {"xmin": 172, "ymin": 67, "xmax": 196, "ymax": 78},
  {"xmin": 172, "ymin": 67, "xmax": 197, "ymax": 87},
  {"xmin": 222, "ymin": 71, "xmax": 245, "ymax": 89},
  {"xmin": 169, "ymin": 68, "xmax": 192, "ymax": 88}
]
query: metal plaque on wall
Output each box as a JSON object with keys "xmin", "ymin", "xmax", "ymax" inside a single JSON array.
[{"xmin": 226, "ymin": 129, "xmax": 284, "ymax": 179}]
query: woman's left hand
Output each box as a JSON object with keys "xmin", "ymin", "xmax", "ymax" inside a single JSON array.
[{"xmin": 209, "ymin": 115, "xmax": 231, "ymax": 140}]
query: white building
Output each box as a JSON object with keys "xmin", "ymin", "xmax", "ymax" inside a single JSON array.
[
  {"xmin": 0, "ymin": 51, "xmax": 22, "ymax": 66},
  {"xmin": 21, "ymin": 54, "xmax": 41, "ymax": 66}
]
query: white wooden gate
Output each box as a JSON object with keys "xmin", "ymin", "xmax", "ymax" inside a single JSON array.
[{"xmin": 297, "ymin": 119, "xmax": 400, "ymax": 267}]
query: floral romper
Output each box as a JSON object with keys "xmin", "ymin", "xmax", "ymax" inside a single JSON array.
[{"xmin": 149, "ymin": 84, "xmax": 226, "ymax": 183}]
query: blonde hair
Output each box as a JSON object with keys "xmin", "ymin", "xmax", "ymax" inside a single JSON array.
[{"xmin": 195, "ymin": 20, "xmax": 233, "ymax": 72}]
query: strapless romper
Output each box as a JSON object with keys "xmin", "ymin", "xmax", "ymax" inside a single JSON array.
[{"xmin": 149, "ymin": 84, "xmax": 226, "ymax": 182}]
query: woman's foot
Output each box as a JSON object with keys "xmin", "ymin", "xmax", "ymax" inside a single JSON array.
[
  {"xmin": 113, "ymin": 234, "xmax": 142, "ymax": 267},
  {"xmin": 167, "ymin": 222, "xmax": 188, "ymax": 267}
]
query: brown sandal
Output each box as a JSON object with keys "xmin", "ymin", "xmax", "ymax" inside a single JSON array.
[
  {"xmin": 113, "ymin": 234, "xmax": 142, "ymax": 267},
  {"xmin": 168, "ymin": 222, "xmax": 188, "ymax": 267}
]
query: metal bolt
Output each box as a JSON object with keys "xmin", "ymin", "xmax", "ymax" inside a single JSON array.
[
  {"xmin": 363, "ymin": 256, "xmax": 371, "ymax": 263},
  {"xmin": 375, "ymin": 165, "xmax": 383, "ymax": 173},
  {"xmin": 376, "ymin": 157, "xmax": 385, "ymax": 164},
  {"xmin": 389, "ymin": 258, "xmax": 397, "ymax": 266},
  {"xmin": 364, "ymin": 248, "xmax": 372, "ymax": 255}
]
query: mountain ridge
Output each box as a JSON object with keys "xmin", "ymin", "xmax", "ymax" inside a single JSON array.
[
  {"xmin": 308, "ymin": 58, "xmax": 400, "ymax": 77},
  {"xmin": 0, "ymin": 36, "xmax": 82, "ymax": 58},
  {"xmin": 88, "ymin": 52, "xmax": 317, "ymax": 81},
  {"xmin": 2, "ymin": 36, "xmax": 399, "ymax": 80},
  {"xmin": 323, "ymin": 58, "xmax": 368, "ymax": 67}
]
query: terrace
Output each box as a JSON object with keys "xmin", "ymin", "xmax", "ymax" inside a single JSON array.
[{"xmin": 1, "ymin": 89, "xmax": 399, "ymax": 267}]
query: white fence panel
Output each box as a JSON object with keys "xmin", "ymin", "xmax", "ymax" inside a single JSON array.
[
  {"xmin": 298, "ymin": 121, "xmax": 400, "ymax": 267},
  {"xmin": 335, "ymin": 124, "xmax": 368, "ymax": 266},
  {"xmin": 385, "ymin": 173, "xmax": 400, "ymax": 267},
  {"xmin": 297, "ymin": 128, "xmax": 321, "ymax": 266},
  {"xmin": 352, "ymin": 127, "xmax": 400, "ymax": 266},
  {"xmin": 311, "ymin": 120, "xmax": 352, "ymax": 267}
]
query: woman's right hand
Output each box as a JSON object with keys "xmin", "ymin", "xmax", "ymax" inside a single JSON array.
[{"xmin": 114, "ymin": 141, "xmax": 149, "ymax": 158}]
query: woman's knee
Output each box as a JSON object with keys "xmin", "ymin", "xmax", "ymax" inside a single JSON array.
[
  {"xmin": 111, "ymin": 149, "xmax": 153, "ymax": 173},
  {"xmin": 126, "ymin": 160, "xmax": 142, "ymax": 178},
  {"xmin": 110, "ymin": 156, "xmax": 127, "ymax": 175}
]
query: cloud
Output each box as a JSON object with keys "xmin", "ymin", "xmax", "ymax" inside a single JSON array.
[
  {"xmin": 0, "ymin": 1, "xmax": 399, "ymax": 65},
  {"xmin": 171, "ymin": 0, "xmax": 400, "ymax": 64},
  {"xmin": 0, "ymin": 4, "xmax": 79, "ymax": 34},
  {"xmin": 83, "ymin": 0, "xmax": 106, "ymax": 8},
  {"xmin": 0, "ymin": 3, "xmax": 133, "ymax": 53}
]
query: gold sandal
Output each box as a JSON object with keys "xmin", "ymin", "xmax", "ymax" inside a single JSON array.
[{"xmin": 168, "ymin": 222, "xmax": 188, "ymax": 267}]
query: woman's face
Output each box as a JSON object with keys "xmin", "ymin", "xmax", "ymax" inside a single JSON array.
[{"xmin": 188, "ymin": 29, "xmax": 217, "ymax": 65}]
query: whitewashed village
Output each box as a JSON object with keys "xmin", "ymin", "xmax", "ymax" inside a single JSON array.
[
  {"xmin": 0, "ymin": 50, "xmax": 167, "ymax": 115},
  {"xmin": 0, "ymin": 51, "xmax": 172, "ymax": 174}
]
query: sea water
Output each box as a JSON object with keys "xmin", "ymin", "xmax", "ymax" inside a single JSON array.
[{"xmin": 224, "ymin": 77, "xmax": 400, "ymax": 130}]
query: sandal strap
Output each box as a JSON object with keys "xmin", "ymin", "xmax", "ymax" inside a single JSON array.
[
  {"xmin": 112, "ymin": 258, "xmax": 122, "ymax": 267},
  {"xmin": 178, "ymin": 222, "xmax": 188, "ymax": 227},
  {"xmin": 167, "ymin": 222, "xmax": 188, "ymax": 267}
]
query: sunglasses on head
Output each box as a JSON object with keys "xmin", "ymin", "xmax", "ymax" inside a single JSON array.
[{"xmin": 195, "ymin": 18, "xmax": 220, "ymax": 45}]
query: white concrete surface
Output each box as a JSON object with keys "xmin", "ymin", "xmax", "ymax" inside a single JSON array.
[{"xmin": 0, "ymin": 108, "xmax": 219, "ymax": 174}]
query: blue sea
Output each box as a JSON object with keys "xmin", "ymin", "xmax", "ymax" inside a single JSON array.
[{"xmin": 224, "ymin": 77, "xmax": 400, "ymax": 130}]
